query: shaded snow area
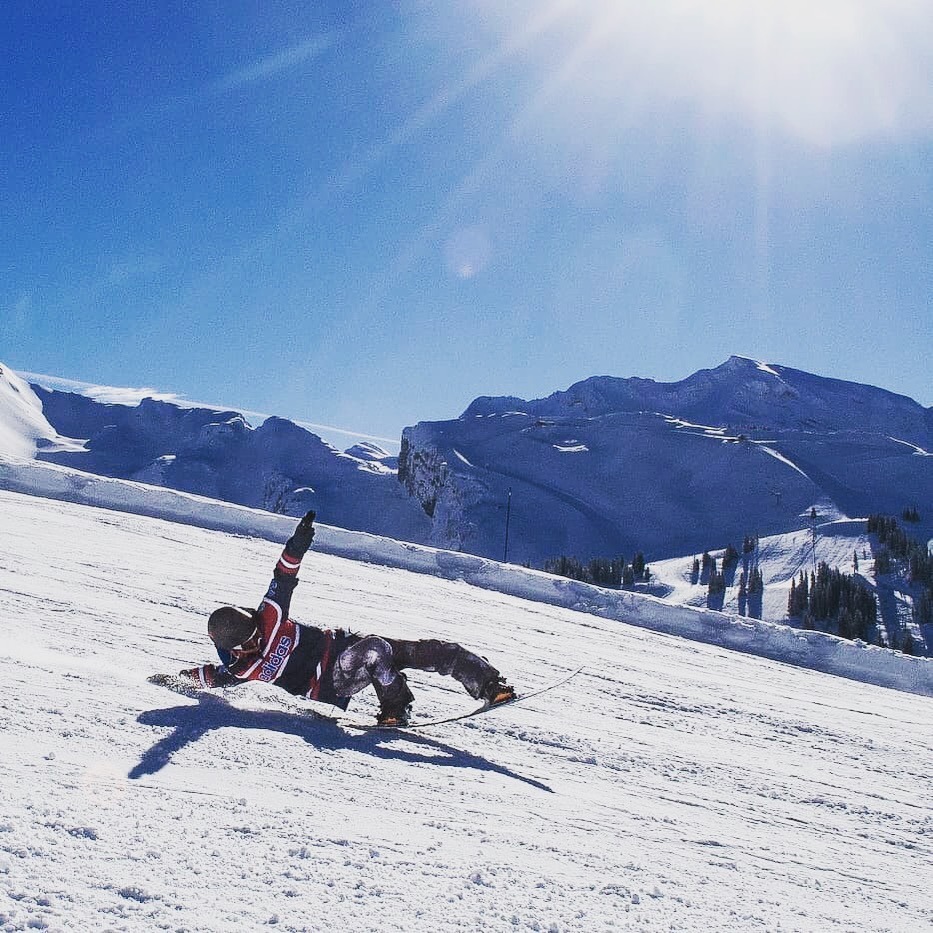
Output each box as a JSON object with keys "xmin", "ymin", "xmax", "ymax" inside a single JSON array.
[{"xmin": 1, "ymin": 489, "xmax": 932, "ymax": 932}]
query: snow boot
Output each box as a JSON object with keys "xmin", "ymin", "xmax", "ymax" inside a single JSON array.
[
  {"xmin": 482, "ymin": 677, "xmax": 516, "ymax": 707},
  {"xmin": 376, "ymin": 704, "xmax": 412, "ymax": 727},
  {"xmin": 375, "ymin": 672, "xmax": 414, "ymax": 726}
]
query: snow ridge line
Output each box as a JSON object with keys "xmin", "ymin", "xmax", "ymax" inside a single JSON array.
[{"xmin": 2, "ymin": 455, "xmax": 930, "ymax": 698}]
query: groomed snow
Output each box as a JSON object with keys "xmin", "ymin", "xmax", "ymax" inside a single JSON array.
[{"xmin": 1, "ymin": 478, "xmax": 932, "ymax": 931}]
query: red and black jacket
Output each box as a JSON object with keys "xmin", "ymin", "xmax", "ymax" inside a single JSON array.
[{"xmin": 186, "ymin": 531, "xmax": 357, "ymax": 707}]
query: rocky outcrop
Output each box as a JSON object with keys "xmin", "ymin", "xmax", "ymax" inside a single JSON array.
[{"xmin": 398, "ymin": 431, "xmax": 449, "ymax": 519}]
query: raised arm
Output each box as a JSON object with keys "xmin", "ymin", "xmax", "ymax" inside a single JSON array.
[
  {"xmin": 162, "ymin": 512, "xmax": 318, "ymax": 689},
  {"xmin": 261, "ymin": 510, "xmax": 316, "ymax": 622}
]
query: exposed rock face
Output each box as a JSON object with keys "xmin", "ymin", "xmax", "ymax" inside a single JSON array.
[{"xmin": 398, "ymin": 431, "xmax": 448, "ymax": 518}]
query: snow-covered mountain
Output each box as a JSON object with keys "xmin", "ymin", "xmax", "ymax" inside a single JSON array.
[
  {"xmin": 1, "ymin": 471, "xmax": 931, "ymax": 931},
  {"xmin": 466, "ymin": 355, "xmax": 931, "ymax": 438},
  {"xmin": 401, "ymin": 356, "xmax": 933, "ymax": 564},
  {"xmin": 9, "ymin": 373, "xmax": 430, "ymax": 544},
  {"xmin": 0, "ymin": 365, "xmax": 77, "ymax": 459},
  {"xmin": 3, "ymin": 358, "xmax": 931, "ymax": 574}
]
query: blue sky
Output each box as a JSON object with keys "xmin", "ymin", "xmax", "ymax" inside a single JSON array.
[{"xmin": 3, "ymin": 1, "xmax": 931, "ymax": 446}]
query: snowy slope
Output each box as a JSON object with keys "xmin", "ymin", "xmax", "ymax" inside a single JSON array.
[
  {"xmin": 2, "ymin": 456, "xmax": 929, "ymax": 697},
  {"xmin": 0, "ymin": 366, "xmax": 73, "ymax": 460},
  {"xmin": 1, "ymin": 488, "xmax": 931, "ymax": 933},
  {"xmin": 648, "ymin": 519, "xmax": 929, "ymax": 653}
]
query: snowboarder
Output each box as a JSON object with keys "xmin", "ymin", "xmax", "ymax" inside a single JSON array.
[{"xmin": 160, "ymin": 511, "xmax": 515, "ymax": 726}]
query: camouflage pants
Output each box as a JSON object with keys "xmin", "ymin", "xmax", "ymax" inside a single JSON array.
[{"xmin": 331, "ymin": 636, "xmax": 499, "ymax": 708}]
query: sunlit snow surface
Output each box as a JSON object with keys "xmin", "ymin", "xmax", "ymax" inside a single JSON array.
[{"xmin": 1, "ymin": 487, "xmax": 931, "ymax": 932}]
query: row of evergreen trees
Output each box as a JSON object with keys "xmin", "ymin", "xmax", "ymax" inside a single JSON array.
[
  {"xmin": 739, "ymin": 568, "xmax": 764, "ymax": 598},
  {"xmin": 691, "ymin": 536, "xmax": 758, "ymax": 576},
  {"xmin": 703, "ymin": 561, "xmax": 763, "ymax": 596},
  {"xmin": 690, "ymin": 537, "xmax": 763, "ymax": 617},
  {"xmin": 787, "ymin": 562, "xmax": 877, "ymax": 641},
  {"xmin": 542, "ymin": 553, "xmax": 650, "ymax": 588},
  {"xmin": 868, "ymin": 513, "xmax": 933, "ymax": 625}
]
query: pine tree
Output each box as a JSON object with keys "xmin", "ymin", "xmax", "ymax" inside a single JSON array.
[
  {"xmin": 914, "ymin": 589, "xmax": 933, "ymax": 625},
  {"xmin": 802, "ymin": 561, "xmax": 877, "ymax": 640},
  {"xmin": 707, "ymin": 559, "xmax": 726, "ymax": 595},
  {"xmin": 874, "ymin": 548, "xmax": 892, "ymax": 575},
  {"xmin": 632, "ymin": 552, "xmax": 646, "ymax": 579}
]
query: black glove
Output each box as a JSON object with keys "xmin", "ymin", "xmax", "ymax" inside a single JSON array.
[{"xmin": 288, "ymin": 510, "xmax": 316, "ymax": 554}]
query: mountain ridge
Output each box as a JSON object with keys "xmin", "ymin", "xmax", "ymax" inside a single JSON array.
[
  {"xmin": 2, "ymin": 357, "xmax": 930, "ymax": 572},
  {"xmin": 463, "ymin": 356, "xmax": 931, "ymax": 439},
  {"xmin": 402, "ymin": 356, "xmax": 932, "ymax": 564}
]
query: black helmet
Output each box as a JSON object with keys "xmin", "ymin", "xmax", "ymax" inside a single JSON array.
[{"xmin": 208, "ymin": 606, "xmax": 257, "ymax": 650}]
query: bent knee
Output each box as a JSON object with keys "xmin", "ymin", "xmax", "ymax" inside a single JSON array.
[{"xmin": 354, "ymin": 635, "xmax": 393, "ymax": 660}]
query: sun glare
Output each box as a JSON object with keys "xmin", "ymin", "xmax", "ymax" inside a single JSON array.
[{"xmin": 471, "ymin": 0, "xmax": 933, "ymax": 147}]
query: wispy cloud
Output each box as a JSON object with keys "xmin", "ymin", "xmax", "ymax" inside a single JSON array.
[
  {"xmin": 18, "ymin": 373, "xmax": 186, "ymax": 407},
  {"xmin": 213, "ymin": 35, "xmax": 334, "ymax": 93},
  {"xmin": 8, "ymin": 292, "xmax": 33, "ymax": 330}
]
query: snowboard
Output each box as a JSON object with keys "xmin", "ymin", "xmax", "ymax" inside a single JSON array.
[
  {"xmin": 343, "ymin": 665, "xmax": 584, "ymax": 731},
  {"xmin": 147, "ymin": 666, "xmax": 583, "ymax": 732}
]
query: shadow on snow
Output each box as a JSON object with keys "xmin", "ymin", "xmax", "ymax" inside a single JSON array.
[{"xmin": 130, "ymin": 692, "xmax": 552, "ymax": 793}]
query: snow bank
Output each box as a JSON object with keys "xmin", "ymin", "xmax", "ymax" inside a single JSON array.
[{"xmin": 1, "ymin": 454, "xmax": 929, "ymax": 698}]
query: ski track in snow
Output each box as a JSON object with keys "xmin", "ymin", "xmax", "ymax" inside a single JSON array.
[
  {"xmin": 887, "ymin": 436, "xmax": 932, "ymax": 457},
  {"xmin": 0, "ymin": 491, "xmax": 931, "ymax": 931},
  {"xmin": 754, "ymin": 444, "xmax": 811, "ymax": 479}
]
